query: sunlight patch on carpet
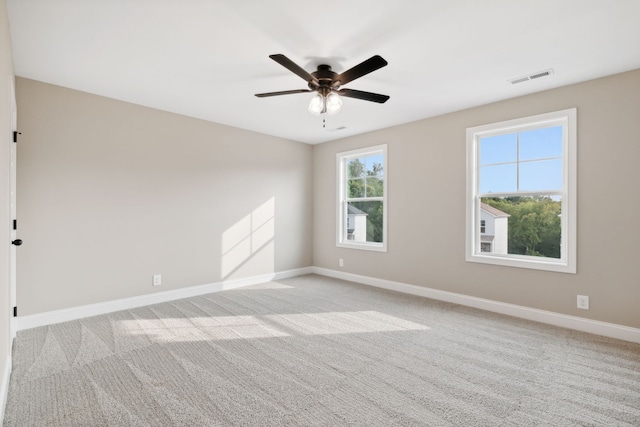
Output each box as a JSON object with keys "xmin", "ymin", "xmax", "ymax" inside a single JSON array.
[{"xmin": 115, "ymin": 310, "xmax": 430, "ymax": 343}]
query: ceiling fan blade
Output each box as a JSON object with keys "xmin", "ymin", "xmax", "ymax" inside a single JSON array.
[
  {"xmin": 269, "ymin": 54, "xmax": 319, "ymax": 86},
  {"xmin": 255, "ymin": 89, "xmax": 314, "ymax": 98},
  {"xmin": 337, "ymin": 88, "xmax": 389, "ymax": 103},
  {"xmin": 337, "ymin": 55, "xmax": 388, "ymax": 86}
]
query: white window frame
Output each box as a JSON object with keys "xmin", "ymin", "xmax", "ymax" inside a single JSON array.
[
  {"xmin": 466, "ymin": 109, "xmax": 577, "ymax": 273},
  {"xmin": 337, "ymin": 144, "xmax": 388, "ymax": 252}
]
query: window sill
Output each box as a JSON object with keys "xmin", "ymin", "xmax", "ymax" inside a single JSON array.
[
  {"xmin": 467, "ymin": 252, "xmax": 575, "ymax": 274},
  {"xmin": 337, "ymin": 241, "xmax": 387, "ymax": 252}
]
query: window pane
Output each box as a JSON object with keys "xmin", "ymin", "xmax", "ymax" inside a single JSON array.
[
  {"xmin": 479, "ymin": 164, "xmax": 517, "ymax": 193},
  {"xmin": 339, "ymin": 145, "xmax": 387, "ymax": 250},
  {"xmin": 481, "ymin": 196, "xmax": 561, "ymax": 259},
  {"xmin": 347, "ymin": 178, "xmax": 365, "ymax": 198},
  {"xmin": 366, "ymin": 177, "xmax": 384, "ymax": 197},
  {"xmin": 519, "ymin": 159, "xmax": 562, "ymax": 191},
  {"xmin": 479, "ymin": 133, "xmax": 517, "ymax": 165},
  {"xmin": 348, "ymin": 201, "xmax": 383, "ymax": 243},
  {"xmin": 519, "ymin": 126, "xmax": 563, "ymax": 160},
  {"xmin": 347, "ymin": 158, "xmax": 365, "ymax": 178}
]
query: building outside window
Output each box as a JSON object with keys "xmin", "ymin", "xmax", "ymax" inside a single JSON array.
[{"xmin": 479, "ymin": 203, "xmax": 509, "ymax": 254}]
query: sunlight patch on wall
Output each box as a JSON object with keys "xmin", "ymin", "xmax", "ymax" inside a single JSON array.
[
  {"xmin": 117, "ymin": 310, "xmax": 430, "ymax": 343},
  {"xmin": 221, "ymin": 198, "xmax": 275, "ymax": 280}
]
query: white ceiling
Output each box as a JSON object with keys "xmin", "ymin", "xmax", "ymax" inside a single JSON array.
[{"xmin": 6, "ymin": 0, "xmax": 640, "ymax": 144}]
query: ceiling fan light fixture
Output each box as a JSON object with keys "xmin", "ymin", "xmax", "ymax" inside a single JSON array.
[{"xmin": 308, "ymin": 92, "xmax": 342, "ymax": 116}]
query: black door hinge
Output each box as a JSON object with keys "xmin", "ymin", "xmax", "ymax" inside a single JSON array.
[
  {"xmin": 13, "ymin": 131, "xmax": 20, "ymax": 143},
  {"xmin": 13, "ymin": 307, "xmax": 17, "ymax": 317},
  {"xmin": 13, "ymin": 219, "xmax": 17, "ymax": 230}
]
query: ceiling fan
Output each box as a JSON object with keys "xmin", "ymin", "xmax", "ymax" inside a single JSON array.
[{"xmin": 255, "ymin": 54, "xmax": 389, "ymax": 115}]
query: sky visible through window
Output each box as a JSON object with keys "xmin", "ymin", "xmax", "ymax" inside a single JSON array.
[
  {"xmin": 347, "ymin": 154, "xmax": 384, "ymax": 179},
  {"xmin": 479, "ymin": 125, "xmax": 562, "ymax": 194}
]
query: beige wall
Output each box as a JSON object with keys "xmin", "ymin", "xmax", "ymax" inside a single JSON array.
[
  {"xmin": 13, "ymin": 67, "xmax": 640, "ymax": 329},
  {"xmin": 0, "ymin": 0, "xmax": 14, "ymax": 411},
  {"xmin": 313, "ymin": 69, "xmax": 640, "ymax": 329},
  {"xmin": 16, "ymin": 78, "xmax": 313, "ymax": 315}
]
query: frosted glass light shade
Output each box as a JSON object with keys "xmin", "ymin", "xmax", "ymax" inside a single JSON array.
[
  {"xmin": 308, "ymin": 93, "xmax": 325, "ymax": 115},
  {"xmin": 325, "ymin": 92, "xmax": 343, "ymax": 115}
]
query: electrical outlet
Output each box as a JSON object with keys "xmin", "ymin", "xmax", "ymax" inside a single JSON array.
[
  {"xmin": 339, "ymin": 259, "xmax": 344, "ymax": 267},
  {"xmin": 577, "ymin": 295, "xmax": 589, "ymax": 310},
  {"xmin": 153, "ymin": 274, "xmax": 162, "ymax": 286}
]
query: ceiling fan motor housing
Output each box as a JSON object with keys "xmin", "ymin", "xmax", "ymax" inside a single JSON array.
[{"xmin": 309, "ymin": 64, "xmax": 339, "ymax": 93}]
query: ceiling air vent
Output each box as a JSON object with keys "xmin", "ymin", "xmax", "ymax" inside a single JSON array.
[{"xmin": 509, "ymin": 69, "xmax": 554, "ymax": 85}]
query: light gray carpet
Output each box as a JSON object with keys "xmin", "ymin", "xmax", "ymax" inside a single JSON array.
[{"xmin": 4, "ymin": 274, "xmax": 640, "ymax": 426}]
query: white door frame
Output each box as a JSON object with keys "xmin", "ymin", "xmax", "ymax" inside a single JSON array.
[{"xmin": 9, "ymin": 76, "xmax": 17, "ymax": 339}]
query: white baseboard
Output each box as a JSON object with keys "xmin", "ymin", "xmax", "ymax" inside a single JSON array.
[
  {"xmin": 9, "ymin": 317, "xmax": 15, "ymax": 340},
  {"xmin": 0, "ymin": 351, "xmax": 11, "ymax": 424},
  {"xmin": 311, "ymin": 267, "xmax": 640, "ymax": 344},
  {"xmin": 16, "ymin": 267, "xmax": 313, "ymax": 331},
  {"xmin": 15, "ymin": 265, "xmax": 640, "ymax": 344}
]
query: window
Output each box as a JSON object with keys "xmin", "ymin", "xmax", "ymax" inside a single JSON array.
[
  {"xmin": 337, "ymin": 145, "xmax": 387, "ymax": 251},
  {"xmin": 466, "ymin": 109, "xmax": 576, "ymax": 273}
]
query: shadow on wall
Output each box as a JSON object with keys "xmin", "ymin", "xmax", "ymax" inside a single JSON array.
[{"xmin": 221, "ymin": 197, "xmax": 275, "ymax": 280}]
